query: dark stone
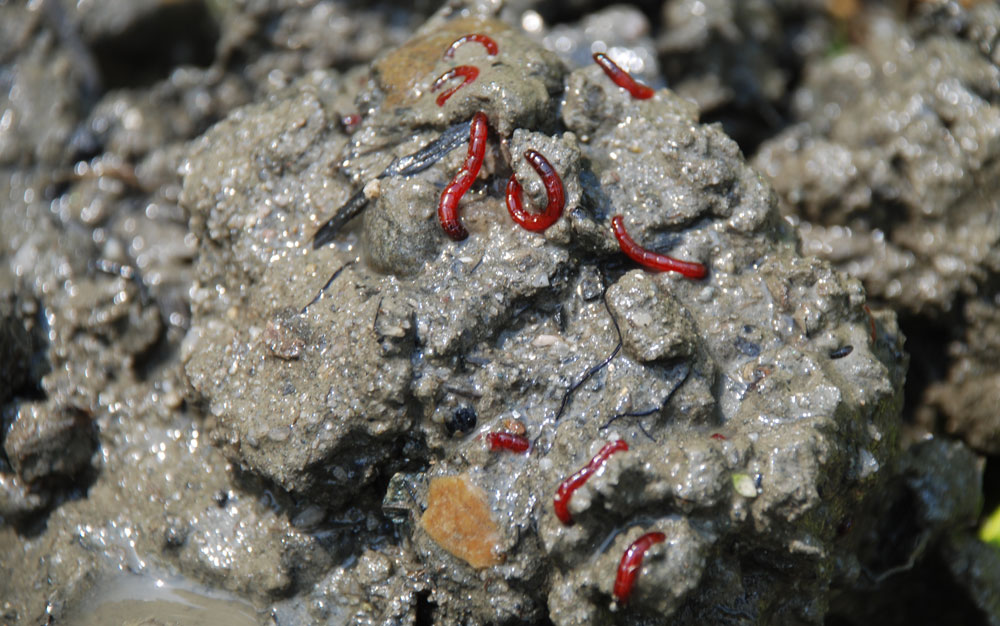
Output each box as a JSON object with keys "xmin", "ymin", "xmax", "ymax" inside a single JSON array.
[
  {"xmin": 445, "ymin": 407, "xmax": 477, "ymax": 436},
  {"xmin": 3, "ymin": 402, "xmax": 96, "ymax": 484}
]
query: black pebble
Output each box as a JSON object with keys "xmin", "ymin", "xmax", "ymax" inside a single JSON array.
[
  {"xmin": 446, "ymin": 407, "xmax": 477, "ymax": 435},
  {"xmin": 829, "ymin": 345, "xmax": 853, "ymax": 359}
]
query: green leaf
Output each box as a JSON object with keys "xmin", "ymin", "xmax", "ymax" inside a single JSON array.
[{"xmin": 980, "ymin": 505, "xmax": 1000, "ymax": 548}]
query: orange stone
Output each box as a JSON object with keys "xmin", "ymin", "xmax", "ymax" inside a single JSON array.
[
  {"xmin": 373, "ymin": 17, "xmax": 512, "ymax": 107},
  {"xmin": 420, "ymin": 474, "xmax": 503, "ymax": 569},
  {"xmin": 501, "ymin": 417, "xmax": 526, "ymax": 436}
]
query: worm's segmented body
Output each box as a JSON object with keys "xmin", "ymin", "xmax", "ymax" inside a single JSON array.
[
  {"xmin": 431, "ymin": 65, "xmax": 480, "ymax": 107},
  {"xmin": 593, "ymin": 52, "xmax": 654, "ymax": 100},
  {"xmin": 438, "ymin": 111, "xmax": 489, "ymax": 240},
  {"xmin": 553, "ymin": 439, "xmax": 628, "ymax": 525},
  {"xmin": 611, "ymin": 215, "xmax": 707, "ymax": 279},
  {"xmin": 505, "ymin": 149, "xmax": 564, "ymax": 232},
  {"xmin": 486, "ymin": 432, "xmax": 531, "ymax": 453},
  {"xmin": 613, "ymin": 531, "xmax": 666, "ymax": 603},
  {"xmin": 443, "ymin": 34, "xmax": 498, "ymax": 59}
]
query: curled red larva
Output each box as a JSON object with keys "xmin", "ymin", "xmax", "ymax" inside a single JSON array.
[
  {"xmin": 443, "ymin": 34, "xmax": 498, "ymax": 59},
  {"xmin": 553, "ymin": 439, "xmax": 628, "ymax": 525},
  {"xmin": 506, "ymin": 149, "xmax": 564, "ymax": 232},
  {"xmin": 431, "ymin": 65, "xmax": 479, "ymax": 107},
  {"xmin": 613, "ymin": 531, "xmax": 666, "ymax": 604}
]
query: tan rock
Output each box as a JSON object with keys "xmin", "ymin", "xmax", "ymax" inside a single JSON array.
[{"xmin": 420, "ymin": 474, "xmax": 503, "ymax": 569}]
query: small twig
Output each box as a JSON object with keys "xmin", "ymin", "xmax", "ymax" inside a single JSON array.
[
  {"xmin": 312, "ymin": 190, "xmax": 367, "ymax": 248},
  {"xmin": 599, "ymin": 363, "xmax": 692, "ymax": 441},
  {"xmin": 52, "ymin": 161, "xmax": 143, "ymax": 191},
  {"xmin": 555, "ymin": 283, "xmax": 623, "ymax": 421},
  {"xmin": 299, "ymin": 262, "xmax": 352, "ymax": 314},
  {"xmin": 389, "ymin": 120, "xmax": 473, "ymax": 177},
  {"xmin": 442, "ymin": 383, "xmax": 482, "ymax": 399},
  {"xmin": 862, "ymin": 530, "xmax": 931, "ymax": 585},
  {"xmin": 312, "ymin": 120, "xmax": 474, "ymax": 248},
  {"xmin": 371, "ymin": 295, "xmax": 384, "ymax": 334},
  {"xmin": 601, "ymin": 406, "xmax": 659, "ymax": 442}
]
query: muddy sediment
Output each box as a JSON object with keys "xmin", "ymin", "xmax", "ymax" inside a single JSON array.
[{"xmin": 1, "ymin": 1, "xmax": 998, "ymax": 625}]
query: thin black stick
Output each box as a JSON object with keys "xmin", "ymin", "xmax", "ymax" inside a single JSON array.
[
  {"xmin": 312, "ymin": 119, "xmax": 473, "ymax": 248},
  {"xmin": 299, "ymin": 262, "xmax": 351, "ymax": 314},
  {"xmin": 598, "ymin": 363, "xmax": 692, "ymax": 441},
  {"xmin": 555, "ymin": 286, "xmax": 623, "ymax": 421},
  {"xmin": 371, "ymin": 295, "xmax": 384, "ymax": 334},
  {"xmin": 388, "ymin": 119, "xmax": 473, "ymax": 177},
  {"xmin": 601, "ymin": 406, "xmax": 659, "ymax": 442},
  {"xmin": 312, "ymin": 190, "xmax": 367, "ymax": 249}
]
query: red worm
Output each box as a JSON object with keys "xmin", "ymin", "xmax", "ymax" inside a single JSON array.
[
  {"xmin": 486, "ymin": 432, "xmax": 530, "ymax": 453},
  {"xmin": 553, "ymin": 439, "xmax": 628, "ymax": 525},
  {"xmin": 339, "ymin": 113, "xmax": 361, "ymax": 133},
  {"xmin": 438, "ymin": 111, "xmax": 489, "ymax": 240},
  {"xmin": 614, "ymin": 531, "xmax": 666, "ymax": 604},
  {"xmin": 505, "ymin": 150, "xmax": 565, "ymax": 232},
  {"xmin": 443, "ymin": 34, "xmax": 498, "ymax": 59},
  {"xmin": 710, "ymin": 433, "xmax": 727, "ymax": 441},
  {"xmin": 863, "ymin": 305, "xmax": 877, "ymax": 343},
  {"xmin": 431, "ymin": 65, "xmax": 479, "ymax": 107},
  {"xmin": 611, "ymin": 215, "xmax": 707, "ymax": 279},
  {"xmin": 592, "ymin": 52, "xmax": 654, "ymax": 100}
]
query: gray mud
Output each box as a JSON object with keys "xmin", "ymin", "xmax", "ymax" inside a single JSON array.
[
  {"xmin": 1, "ymin": 1, "xmax": 998, "ymax": 625},
  {"xmin": 752, "ymin": 3, "xmax": 1000, "ymax": 463}
]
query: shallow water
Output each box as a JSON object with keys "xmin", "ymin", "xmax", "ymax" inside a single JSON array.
[{"xmin": 70, "ymin": 573, "xmax": 259, "ymax": 626}]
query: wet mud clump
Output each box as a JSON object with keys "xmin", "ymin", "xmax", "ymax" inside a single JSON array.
[
  {"xmin": 1, "ymin": 0, "xmax": 426, "ymax": 622},
  {"xmin": 2, "ymin": 1, "xmax": 997, "ymax": 625},
  {"xmin": 180, "ymin": 4, "xmax": 905, "ymax": 624},
  {"xmin": 754, "ymin": 3, "xmax": 1000, "ymax": 464},
  {"xmin": 754, "ymin": 3, "xmax": 1000, "ymax": 319}
]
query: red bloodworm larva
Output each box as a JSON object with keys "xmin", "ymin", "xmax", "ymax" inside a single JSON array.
[
  {"xmin": 443, "ymin": 34, "xmax": 499, "ymax": 59},
  {"xmin": 863, "ymin": 304, "xmax": 877, "ymax": 343},
  {"xmin": 710, "ymin": 433, "xmax": 727, "ymax": 441},
  {"xmin": 431, "ymin": 65, "xmax": 479, "ymax": 107},
  {"xmin": 486, "ymin": 432, "xmax": 531, "ymax": 453},
  {"xmin": 592, "ymin": 52, "xmax": 654, "ymax": 100},
  {"xmin": 339, "ymin": 112, "xmax": 361, "ymax": 133},
  {"xmin": 611, "ymin": 215, "xmax": 707, "ymax": 279},
  {"xmin": 553, "ymin": 439, "xmax": 629, "ymax": 525},
  {"xmin": 505, "ymin": 149, "xmax": 565, "ymax": 232},
  {"xmin": 613, "ymin": 531, "xmax": 667, "ymax": 604},
  {"xmin": 438, "ymin": 111, "xmax": 489, "ymax": 241}
]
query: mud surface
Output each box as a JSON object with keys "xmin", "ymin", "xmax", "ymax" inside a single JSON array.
[{"xmin": 1, "ymin": 1, "xmax": 998, "ymax": 625}]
